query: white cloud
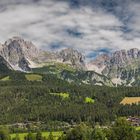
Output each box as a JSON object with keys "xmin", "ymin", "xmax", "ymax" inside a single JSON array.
[
  {"xmin": 127, "ymin": 3, "xmax": 140, "ymax": 32},
  {"xmin": 0, "ymin": 0, "xmax": 139, "ymax": 58}
]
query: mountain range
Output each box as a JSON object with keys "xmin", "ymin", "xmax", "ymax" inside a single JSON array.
[{"xmin": 1, "ymin": 36, "xmax": 140, "ymax": 86}]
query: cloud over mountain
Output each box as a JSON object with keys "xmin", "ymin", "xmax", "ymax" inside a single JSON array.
[{"xmin": 0, "ymin": 0, "xmax": 139, "ymax": 59}]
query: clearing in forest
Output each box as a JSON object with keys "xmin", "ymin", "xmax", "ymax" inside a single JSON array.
[
  {"xmin": 11, "ymin": 131, "xmax": 63, "ymax": 140},
  {"xmin": 25, "ymin": 74, "xmax": 42, "ymax": 81},
  {"xmin": 0, "ymin": 76, "xmax": 10, "ymax": 81},
  {"xmin": 50, "ymin": 93, "xmax": 69, "ymax": 99},
  {"xmin": 85, "ymin": 97, "xmax": 95, "ymax": 103},
  {"xmin": 120, "ymin": 97, "xmax": 140, "ymax": 105}
]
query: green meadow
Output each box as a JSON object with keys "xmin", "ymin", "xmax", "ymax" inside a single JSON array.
[
  {"xmin": 85, "ymin": 97, "xmax": 95, "ymax": 103},
  {"xmin": 136, "ymin": 126, "xmax": 140, "ymax": 131},
  {"xmin": 50, "ymin": 93, "xmax": 69, "ymax": 99},
  {"xmin": 11, "ymin": 131, "xmax": 63, "ymax": 140},
  {"xmin": 0, "ymin": 76, "xmax": 10, "ymax": 81},
  {"xmin": 25, "ymin": 74, "xmax": 43, "ymax": 81}
]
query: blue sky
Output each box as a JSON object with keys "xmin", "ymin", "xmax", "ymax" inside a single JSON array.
[{"xmin": 0, "ymin": 0, "xmax": 139, "ymax": 59}]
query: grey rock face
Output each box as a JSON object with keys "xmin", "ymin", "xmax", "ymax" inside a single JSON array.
[
  {"xmin": 1, "ymin": 36, "xmax": 140, "ymax": 86},
  {"xmin": 0, "ymin": 37, "xmax": 31, "ymax": 71},
  {"xmin": 37, "ymin": 48, "xmax": 86, "ymax": 70},
  {"xmin": 58, "ymin": 48, "xmax": 86, "ymax": 70},
  {"xmin": 89, "ymin": 54, "xmax": 110, "ymax": 68},
  {"xmin": 90, "ymin": 48, "xmax": 140, "ymax": 85},
  {"xmin": 61, "ymin": 70, "xmax": 113, "ymax": 86},
  {"xmin": 0, "ymin": 37, "xmax": 86, "ymax": 71},
  {"xmin": 104, "ymin": 48, "xmax": 140, "ymax": 76},
  {"xmin": 0, "ymin": 55, "xmax": 13, "ymax": 70},
  {"xmin": 5, "ymin": 37, "xmax": 40, "ymax": 60},
  {"xmin": 110, "ymin": 48, "xmax": 140, "ymax": 66}
]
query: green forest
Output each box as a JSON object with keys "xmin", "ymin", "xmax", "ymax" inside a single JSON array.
[
  {"xmin": 0, "ymin": 71, "xmax": 140, "ymax": 139},
  {"xmin": 0, "ymin": 72, "xmax": 140, "ymax": 124}
]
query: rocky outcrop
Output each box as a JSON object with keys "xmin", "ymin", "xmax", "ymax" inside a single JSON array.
[
  {"xmin": 5, "ymin": 36, "xmax": 41, "ymax": 60},
  {"xmin": 61, "ymin": 70, "xmax": 113, "ymax": 86},
  {"xmin": 1, "ymin": 36, "xmax": 140, "ymax": 86},
  {"xmin": 0, "ymin": 37, "xmax": 31, "ymax": 71},
  {"xmin": 0, "ymin": 37, "xmax": 86, "ymax": 71},
  {"xmin": 87, "ymin": 54, "xmax": 110, "ymax": 74},
  {"xmin": 88, "ymin": 48, "xmax": 140, "ymax": 86},
  {"xmin": 58, "ymin": 48, "xmax": 86, "ymax": 70}
]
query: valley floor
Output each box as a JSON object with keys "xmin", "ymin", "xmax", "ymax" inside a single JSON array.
[{"xmin": 11, "ymin": 131, "xmax": 63, "ymax": 140}]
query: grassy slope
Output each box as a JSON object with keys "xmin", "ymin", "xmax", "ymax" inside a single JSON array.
[
  {"xmin": 50, "ymin": 93, "xmax": 69, "ymax": 99},
  {"xmin": 136, "ymin": 126, "xmax": 140, "ymax": 131},
  {"xmin": 25, "ymin": 74, "xmax": 43, "ymax": 81},
  {"xmin": 85, "ymin": 97, "xmax": 95, "ymax": 103},
  {"xmin": 33, "ymin": 62, "xmax": 76, "ymax": 74},
  {"xmin": 120, "ymin": 97, "xmax": 140, "ymax": 105},
  {"xmin": 0, "ymin": 76, "xmax": 10, "ymax": 81},
  {"xmin": 32, "ymin": 62, "xmax": 114, "ymax": 86},
  {"xmin": 11, "ymin": 131, "xmax": 63, "ymax": 140}
]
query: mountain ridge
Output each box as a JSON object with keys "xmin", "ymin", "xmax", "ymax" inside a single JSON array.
[
  {"xmin": 0, "ymin": 36, "xmax": 140, "ymax": 86},
  {"xmin": 89, "ymin": 48, "xmax": 140, "ymax": 86}
]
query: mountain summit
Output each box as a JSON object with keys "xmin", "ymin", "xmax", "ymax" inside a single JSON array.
[
  {"xmin": 1, "ymin": 37, "xmax": 140, "ymax": 86},
  {"xmin": 88, "ymin": 48, "xmax": 140, "ymax": 86},
  {"xmin": 0, "ymin": 37, "xmax": 86, "ymax": 71}
]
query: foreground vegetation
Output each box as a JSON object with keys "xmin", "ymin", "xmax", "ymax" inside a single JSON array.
[
  {"xmin": 60, "ymin": 118, "xmax": 139, "ymax": 140},
  {"xmin": 11, "ymin": 131, "xmax": 62, "ymax": 140},
  {"xmin": 0, "ymin": 118, "xmax": 140, "ymax": 140}
]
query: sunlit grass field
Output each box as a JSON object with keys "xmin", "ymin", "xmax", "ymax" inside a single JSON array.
[
  {"xmin": 120, "ymin": 97, "xmax": 140, "ymax": 105},
  {"xmin": 11, "ymin": 131, "xmax": 63, "ymax": 140},
  {"xmin": 25, "ymin": 74, "xmax": 43, "ymax": 81},
  {"xmin": 136, "ymin": 127, "xmax": 140, "ymax": 131},
  {"xmin": 0, "ymin": 76, "xmax": 10, "ymax": 81},
  {"xmin": 85, "ymin": 97, "xmax": 95, "ymax": 103},
  {"xmin": 50, "ymin": 93, "xmax": 69, "ymax": 99}
]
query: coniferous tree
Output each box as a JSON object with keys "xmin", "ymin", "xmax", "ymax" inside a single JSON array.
[{"xmin": 36, "ymin": 131, "xmax": 42, "ymax": 140}]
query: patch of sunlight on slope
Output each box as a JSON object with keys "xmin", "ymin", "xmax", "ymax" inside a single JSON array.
[
  {"xmin": 120, "ymin": 97, "xmax": 140, "ymax": 105},
  {"xmin": 50, "ymin": 93, "xmax": 69, "ymax": 99},
  {"xmin": 25, "ymin": 74, "xmax": 42, "ymax": 81},
  {"xmin": 11, "ymin": 131, "xmax": 63, "ymax": 140},
  {"xmin": 0, "ymin": 76, "xmax": 10, "ymax": 81},
  {"xmin": 85, "ymin": 97, "xmax": 95, "ymax": 103}
]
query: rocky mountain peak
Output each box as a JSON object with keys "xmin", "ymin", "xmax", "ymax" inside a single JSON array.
[
  {"xmin": 86, "ymin": 48, "xmax": 140, "ymax": 86},
  {"xmin": 60, "ymin": 48, "xmax": 84, "ymax": 60},
  {"xmin": 127, "ymin": 48, "xmax": 140, "ymax": 59},
  {"xmin": 4, "ymin": 36, "xmax": 22, "ymax": 46},
  {"xmin": 4, "ymin": 36, "xmax": 40, "ymax": 60},
  {"xmin": 59, "ymin": 48, "xmax": 86, "ymax": 70},
  {"xmin": 0, "ymin": 37, "xmax": 87, "ymax": 71},
  {"xmin": 86, "ymin": 54, "xmax": 110, "ymax": 73},
  {"xmin": 90, "ymin": 54, "xmax": 110, "ymax": 67},
  {"xmin": 1, "ymin": 36, "xmax": 140, "ymax": 86},
  {"xmin": 110, "ymin": 48, "xmax": 140, "ymax": 66},
  {"xmin": 0, "ymin": 37, "xmax": 34, "ymax": 71}
]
